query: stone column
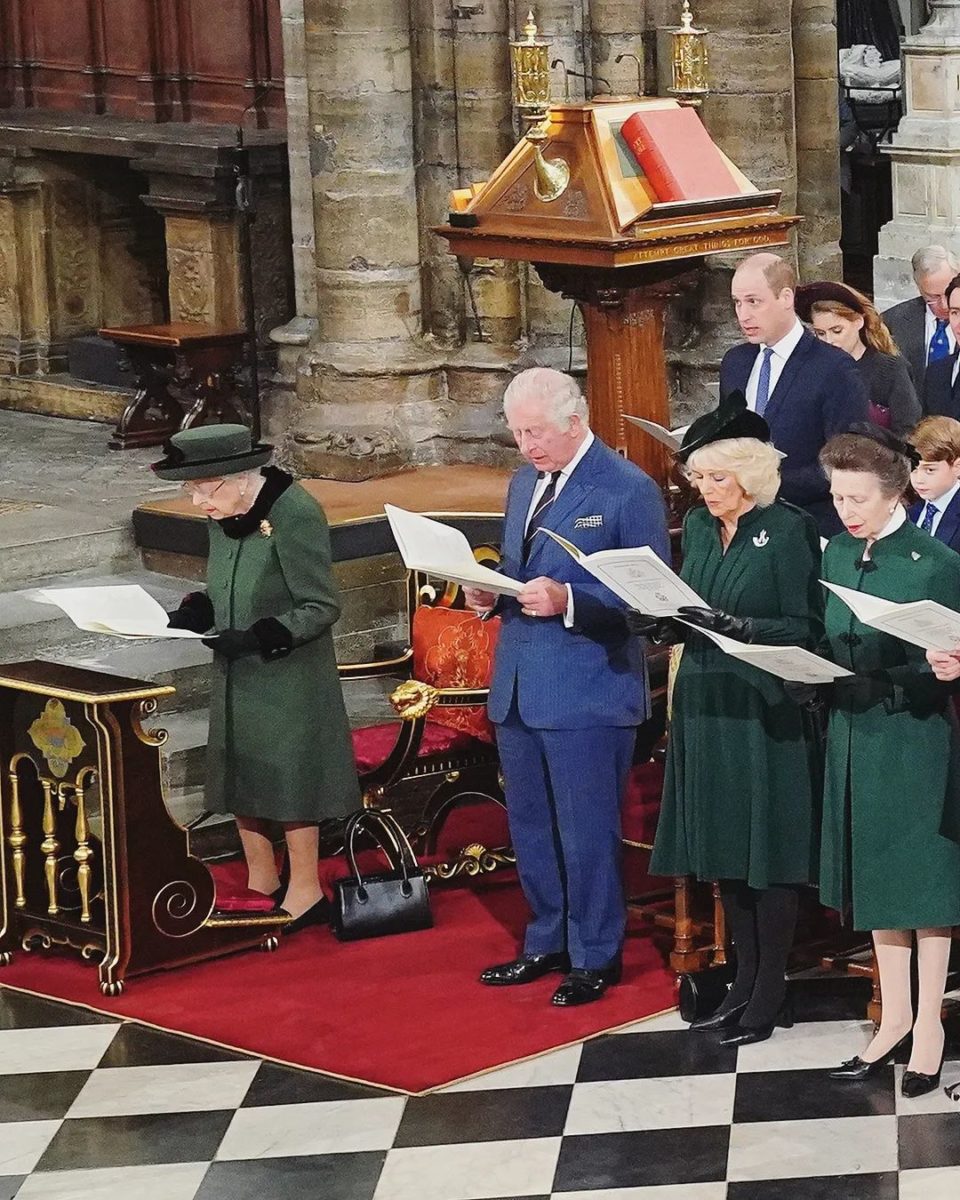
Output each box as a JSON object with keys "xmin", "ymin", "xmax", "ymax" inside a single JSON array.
[
  {"xmin": 269, "ymin": 0, "xmax": 319, "ymax": 393},
  {"xmin": 874, "ymin": 0, "xmax": 960, "ymax": 308},
  {"xmin": 792, "ymin": 0, "xmax": 842, "ymax": 278},
  {"xmin": 293, "ymin": 0, "xmax": 446, "ymax": 479}
]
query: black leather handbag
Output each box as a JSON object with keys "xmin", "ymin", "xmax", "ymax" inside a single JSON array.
[{"xmin": 331, "ymin": 809, "xmax": 433, "ymax": 942}]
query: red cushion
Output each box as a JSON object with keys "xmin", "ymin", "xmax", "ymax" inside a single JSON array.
[
  {"xmin": 411, "ymin": 606, "xmax": 499, "ymax": 743},
  {"xmin": 621, "ymin": 758, "xmax": 665, "ymax": 847},
  {"xmin": 351, "ymin": 719, "xmax": 481, "ymax": 774}
]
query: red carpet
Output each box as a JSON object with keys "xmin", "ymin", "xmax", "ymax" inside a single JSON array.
[{"xmin": 0, "ymin": 877, "xmax": 676, "ymax": 1094}]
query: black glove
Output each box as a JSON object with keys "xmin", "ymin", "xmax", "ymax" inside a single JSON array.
[
  {"xmin": 833, "ymin": 672, "xmax": 894, "ymax": 708},
  {"xmin": 782, "ymin": 680, "xmax": 825, "ymax": 710},
  {"xmin": 677, "ymin": 605, "xmax": 756, "ymax": 644},
  {"xmin": 624, "ymin": 610, "xmax": 685, "ymax": 644},
  {"xmin": 202, "ymin": 628, "xmax": 259, "ymax": 661},
  {"xmin": 166, "ymin": 591, "xmax": 214, "ymax": 633}
]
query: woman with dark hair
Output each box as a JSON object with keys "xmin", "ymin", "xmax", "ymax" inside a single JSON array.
[
  {"xmin": 795, "ymin": 281, "xmax": 921, "ymax": 436},
  {"xmin": 813, "ymin": 426, "xmax": 960, "ymax": 1097}
]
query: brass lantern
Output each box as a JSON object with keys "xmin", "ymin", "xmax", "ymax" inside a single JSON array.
[
  {"xmin": 509, "ymin": 10, "xmax": 570, "ymax": 203},
  {"xmin": 669, "ymin": 0, "xmax": 709, "ymax": 106}
]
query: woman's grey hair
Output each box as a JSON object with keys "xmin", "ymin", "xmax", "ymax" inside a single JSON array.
[
  {"xmin": 912, "ymin": 245, "xmax": 959, "ymax": 279},
  {"xmin": 685, "ymin": 438, "xmax": 782, "ymax": 507},
  {"xmin": 503, "ymin": 367, "xmax": 589, "ymax": 430}
]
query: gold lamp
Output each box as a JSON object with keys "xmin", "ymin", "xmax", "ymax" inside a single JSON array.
[
  {"xmin": 509, "ymin": 10, "xmax": 570, "ymax": 203},
  {"xmin": 669, "ymin": 0, "xmax": 709, "ymax": 106}
]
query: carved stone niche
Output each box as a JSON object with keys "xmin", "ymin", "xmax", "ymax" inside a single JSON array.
[{"xmin": 0, "ymin": 111, "xmax": 294, "ymax": 380}]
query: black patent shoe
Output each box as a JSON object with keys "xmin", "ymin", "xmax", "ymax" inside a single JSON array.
[
  {"xmin": 480, "ymin": 952, "xmax": 571, "ymax": 986},
  {"xmin": 551, "ymin": 958, "xmax": 622, "ymax": 1007},
  {"xmin": 828, "ymin": 1033, "xmax": 910, "ymax": 1081},
  {"xmin": 720, "ymin": 998, "xmax": 794, "ymax": 1047},
  {"xmin": 281, "ymin": 896, "xmax": 330, "ymax": 935},
  {"xmin": 902, "ymin": 1050, "xmax": 945, "ymax": 1098},
  {"xmin": 689, "ymin": 1000, "xmax": 748, "ymax": 1032}
]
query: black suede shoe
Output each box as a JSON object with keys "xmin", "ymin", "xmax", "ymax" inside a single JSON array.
[
  {"xmin": 901, "ymin": 1063, "xmax": 943, "ymax": 1098},
  {"xmin": 479, "ymin": 953, "xmax": 570, "ymax": 986},
  {"xmin": 551, "ymin": 958, "xmax": 622, "ymax": 1007},
  {"xmin": 689, "ymin": 1001, "xmax": 748, "ymax": 1032}
]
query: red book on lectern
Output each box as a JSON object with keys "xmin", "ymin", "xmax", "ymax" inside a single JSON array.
[{"xmin": 620, "ymin": 107, "xmax": 740, "ymax": 203}]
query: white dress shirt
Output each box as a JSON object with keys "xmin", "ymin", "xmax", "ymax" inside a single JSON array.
[
  {"xmin": 914, "ymin": 480, "xmax": 960, "ymax": 537},
  {"xmin": 925, "ymin": 306, "xmax": 957, "ymax": 360},
  {"xmin": 745, "ymin": 319, "xmax": 807, "ymax": 412},
  {"xmin": 952, "ymin": 354, "xmax": 959, "ymax": 388},
  {"xmin": 524, "ymin": 430, "xmax": 595, "ymax": 626}
]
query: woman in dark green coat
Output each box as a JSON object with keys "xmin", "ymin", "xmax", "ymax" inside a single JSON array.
[
  {"xmin": 634, "ymin": 395, "xmax": 823, "ymax": 1047},
  {"xmin": 816, "ymin": 428, "xmax": 960, "ymax": 1097},
  {"xmin": 153, "ymin": 425, "xmax": 359, "ymax": 929}
]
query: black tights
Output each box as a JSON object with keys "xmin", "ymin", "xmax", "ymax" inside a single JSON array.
[{"xmin": 718, "ymin": 881, "xmax": 800, "ymax": 1028}]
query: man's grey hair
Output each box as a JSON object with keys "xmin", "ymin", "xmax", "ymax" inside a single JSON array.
[
  {"xmin": 912, "ymin": 245, "xmax": 959, "ymax": 279},
  {"xmin": 502, "ymin": 367, "xmax": 589, "ymax": 429}
]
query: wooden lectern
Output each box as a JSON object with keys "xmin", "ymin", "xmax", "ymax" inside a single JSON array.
[
  {"xmin": 436, "ymin": 98, "xmax": 801, "ymax": 484},
  {"xmin": 0, "ymin": 661, "xmax": 286, "ymax": 994}
]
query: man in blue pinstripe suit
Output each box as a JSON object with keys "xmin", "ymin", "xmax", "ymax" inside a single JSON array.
[{"xmin": 464, "ymin": 368, "xmax": 670, "ymax": 1006}]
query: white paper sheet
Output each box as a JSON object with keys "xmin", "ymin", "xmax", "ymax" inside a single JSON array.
[
  {"xmin": 540, "ymin": 529, "xmax": 706, "ymax": 615},
  {"xmin": 384, "ymin": 505, "xmax": 523, "ymax": 597},
  {"xmin": 623, "ymin": 415, "xmax": 690, "ymax": 453},
  {"xmin": 680, "ymin": 621, "xmax": 852, "ymax": 683},
  {"xmin": 822, "ymin": 580, "xmax": 960, "ymax": 652},
  {"xmin": 33, "ymin": 585, "xmax": 207, "ymax": 639}
]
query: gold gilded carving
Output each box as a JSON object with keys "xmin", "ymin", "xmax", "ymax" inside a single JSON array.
[
  {"xmin": 6, "ymin": 756, "xmax": 28, "ymax": 908},
  {"xmin": 40, "ymin": 779, "xmax": 60, "ymax": 915},
  {"xmin": 71, "ymin": 767, "xmax": 98, "ymax": 924},
  {"xmin": 425, "ymin": 843, "xmax": 517, "ymax": 881},
  {"xmin": 132, "ymin": 698, "xmax": 168, "ymax": 748},
  {"xmin": 28, "ymin": 699, "xmax": 85, "ymax": 779},
  {"xmin": 390, "ymin": 679, "xmax": 441, "ymax": 720},
  {"xmin": 151, "ymin": 879, "xmax": 208, "ymax": 939}
]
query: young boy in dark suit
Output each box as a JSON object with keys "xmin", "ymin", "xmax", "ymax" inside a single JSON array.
[{"xmin": 908, "ymin": 416, "xmax": 960, "ymax": 553}]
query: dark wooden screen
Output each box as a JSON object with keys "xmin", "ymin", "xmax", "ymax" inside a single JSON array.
[{"xmin": 0, "ymin": 0, "xmax": 285, "ymax": 127}]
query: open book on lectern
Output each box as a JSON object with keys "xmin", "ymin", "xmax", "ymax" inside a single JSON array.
[
  {"xmin": 539, "ymin": 529, "xmax": 705, "ymax": 615},
  {"xmin": 384, "ymin": 505, "xmax": 522, "ymax": 597},
  {"xmin": 822, "ymin": 580, "xmax": 960, "ymax": 652}
]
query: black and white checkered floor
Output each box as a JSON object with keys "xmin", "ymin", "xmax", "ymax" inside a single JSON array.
[{"xmin": 3, "ymin": 985, "xmax": 960, "ymax": 1199}]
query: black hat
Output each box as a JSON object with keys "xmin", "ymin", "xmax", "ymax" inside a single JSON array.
[
  {"xmin": 151, "ymin": 424, "xmax": 273, "ymax": 481},
  {"xmin": 676, "ymin": 391, "xmax": 771, "ymax": 464},
  {"xmin": 794, "ymin": 281, "xmax": 865, "ymax": 323},
  {"xmin": 847, "ymin": 421, "xmax": 921, "ymax": 469}
]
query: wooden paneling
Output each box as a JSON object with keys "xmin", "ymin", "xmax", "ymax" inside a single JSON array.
[{"xmin": 0, "ymin": 0, "xmax": 285, "ymax": 127}]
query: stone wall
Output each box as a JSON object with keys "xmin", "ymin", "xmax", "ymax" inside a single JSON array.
[{"xmin": 274, "ymin": 0, "xmax": 843, "ymax": 475}]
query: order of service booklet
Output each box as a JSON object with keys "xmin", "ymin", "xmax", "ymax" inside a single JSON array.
[
  {"xmin": 33, "ymin": 585, "xmax": 205, "ymax": 639},
  {"xmin": 678, "ymin": 622, "xmax": 853, "ymax": 684},
  {"xmin": 822, "ymin": 580, "xmax": 960, "ymax": 653},
  {"xmin": 384, "ymin": 505, "xmax": 523, "ymax": 597}
]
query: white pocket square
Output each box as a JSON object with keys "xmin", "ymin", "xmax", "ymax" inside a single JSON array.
[{"xmin": 574, "ymin": 515, "xmax": 603, "ymax": 529}]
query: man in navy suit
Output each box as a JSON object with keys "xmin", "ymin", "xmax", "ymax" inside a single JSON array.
[
  {"xmin": 908, "ymin": 415, "xmax": 960, "ymax": 553},
  {"xmin": 921, "ymin": 273, "xmax": 960, "ymax": 419},
  {"xmin": 464, "ymin": 368, "xmax": 669, "ymax": 1006},
  {"xmin": 720, "ymin": 252, "xmax": 869, "ymax": 535},
  {"xmin": 884, "ymin": 245, "xmax": 959, "ymax": 393}
]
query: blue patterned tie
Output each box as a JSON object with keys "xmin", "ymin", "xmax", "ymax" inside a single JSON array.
[
  {"xmin": 755, "ymin": 347, "xmax": 775, "ymax": 415},
  {"xmin": 921, "ymin": 501, "xmax": 938, "ymax": 533},
  {"xmin": 929, "ymin": 319, "xmax": 950, "ymax": 364}
]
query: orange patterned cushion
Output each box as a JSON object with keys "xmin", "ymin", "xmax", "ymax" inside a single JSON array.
[{"xmin": 411, "ymin": 606, "xmax": 500, "ymax": 743}]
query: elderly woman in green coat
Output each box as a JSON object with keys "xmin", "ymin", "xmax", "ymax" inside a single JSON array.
[
  {"xmin": 813, "ymin": 427, "xmax": 960, "ymax": 1098},
  {"xmin": 630, "ymin": 394, "xmax": 824, "ymax": 1047},
  {"xmin": 153, "ymin": 425, "xmax": 359, "ymax": 930}
]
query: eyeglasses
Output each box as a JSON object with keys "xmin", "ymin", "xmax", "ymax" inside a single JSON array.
[{"xmin": 180, "ymin": 479, "xmax": 227, "ymax": 498}]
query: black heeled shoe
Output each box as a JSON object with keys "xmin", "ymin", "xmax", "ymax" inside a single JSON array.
[
  {"xmin": 828, "ymin": 1032, "xmax": 911, "ymax": 1081},
  {"xmin": 902, "ymin": 1050, "xmax": 945, "ymax": 1098},
  {"xmin": 689, "ymin": 1000, "xmax": 748, "ymax": 1032},
  {"xmin": 280, "ymin": 896, "xmax": 330, "ymax": 935},
  {"xmin": 719, "ymin": 996, "xmax": 794, "ymax": 1048}
]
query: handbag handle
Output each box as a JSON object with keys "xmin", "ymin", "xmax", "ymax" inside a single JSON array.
[{"xmin": 344, "ymin": 809, "xmax": 420, "ymax": 899}]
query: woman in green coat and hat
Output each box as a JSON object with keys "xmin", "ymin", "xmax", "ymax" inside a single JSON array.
[
  {"xmin": 813, "ymin": 426, "xmax": 960, "ymax": 1097},
  {"xmin": 631, "ymin": 394, "xmax": 824, "ymax": 1047},
  {"xmin": 152, "ymin": 425, "xmax": 360, "ymax": 930}
]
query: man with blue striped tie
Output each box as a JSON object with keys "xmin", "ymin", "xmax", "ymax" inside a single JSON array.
[
  {"xmin": 463, "ymin": 368, "xmax": 669, "ymax": 1007},
  {"xmin": 719, "ymin": 252, "xmax": 869, "ymax": 535}
]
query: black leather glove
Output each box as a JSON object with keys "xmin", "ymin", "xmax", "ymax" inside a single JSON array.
[
  {"xmin": 782, "ymin": 680, "xmax": 825, "ymax": 710},
  {"xmin": 202, "ymin": 628, "xmax": 259, "ymax": 660},
  {"xmin": 624, "ymin": 610, "xmax": 685, "ymax": 644},
  {"xmin": 833, "ymin": 673, "xmax": 894, "ymax": 708},
  {"xmin": 167, "ymin": 591, "xmax": 214, "ymax": 633},
  {"xmin": 677, "ymin": 605, "xmax": 756, "ymax": 644}
]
